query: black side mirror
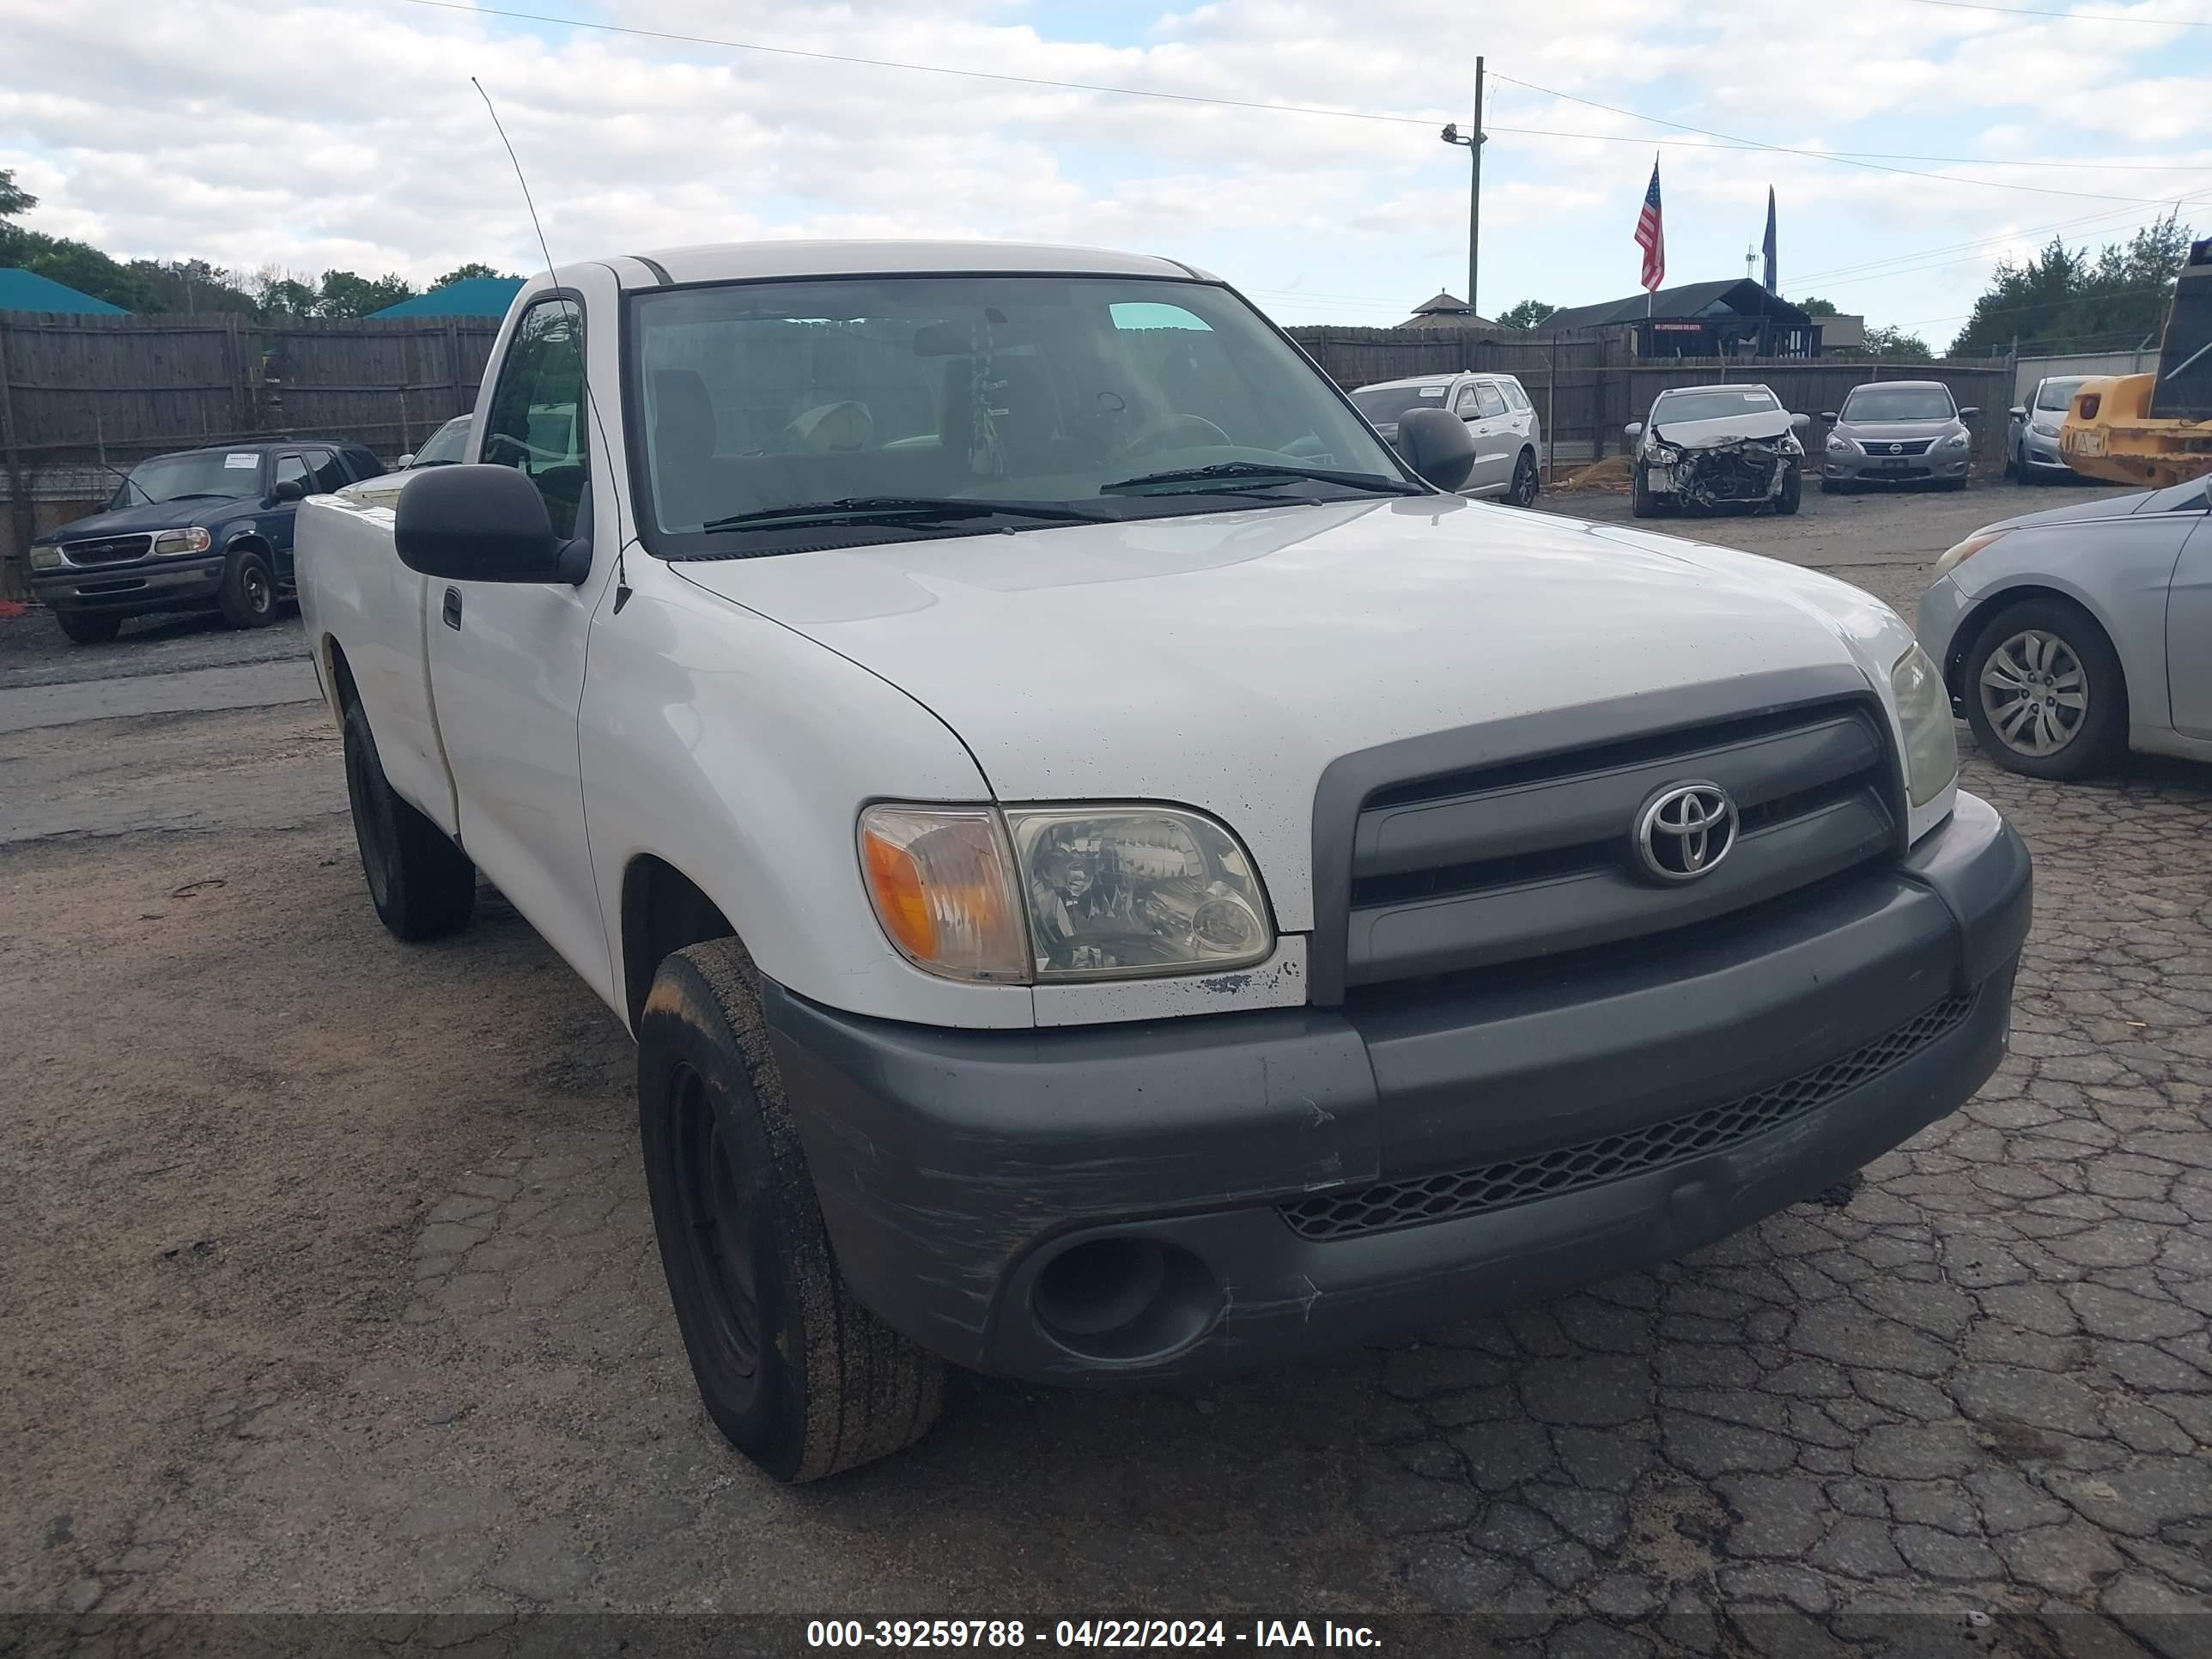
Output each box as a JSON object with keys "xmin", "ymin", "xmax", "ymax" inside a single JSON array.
[
  {"xmin": 272, "ymin": 478, "xmax": 307, "ymax": 503},
  {"xmin": 1958, "ymin": 406, "xmax": 1979, "ymax": 421},
  {"xmin": 1396, "ymin": 408, "xmax": 1476, "ymax": 492},
  {"xmin": 395, "ymin": 464, "xmax": 590, "ymax": 585}
]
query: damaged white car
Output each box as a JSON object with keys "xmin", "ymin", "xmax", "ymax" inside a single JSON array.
[{"xmin": 1627, "ymin": 384, "xmax": 1812, "ymax": 518}]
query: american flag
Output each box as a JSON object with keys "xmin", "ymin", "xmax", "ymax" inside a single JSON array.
[{"xmin": 1635, "ymin": 160, "xmax": 1665, "ymax": 293}]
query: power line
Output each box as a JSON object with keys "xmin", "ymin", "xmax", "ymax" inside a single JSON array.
[
  {"xmin": 1486, "ymin": 70, "xmax": 2186, "ymax": 204},
  {"xmin": 1892, "ymin": 0, "xmax": 2212, "ymax": 26},
  {"xmin": 392, "ymin": 0, "xmax": 2204, "ymax": 201}
]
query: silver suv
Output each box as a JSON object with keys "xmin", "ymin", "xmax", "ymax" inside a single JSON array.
[
  {"xmin": 1820, "ymin": 380, "xmax": 1976, "ymax": 493},
  {"xmin": 1351, "ymin": 372, "xmax": 1545, "ymax": 506}
]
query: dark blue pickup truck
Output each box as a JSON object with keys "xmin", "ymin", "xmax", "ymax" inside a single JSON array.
[{"xmin": 27, "ymin": 439, "xmax": 388, "ymax": 644}]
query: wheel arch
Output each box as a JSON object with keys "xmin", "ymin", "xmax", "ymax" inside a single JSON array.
[
  {"xmin": 620, "ymin": 854, "xmax": 738, "ymax": 1035},
  {"xmin": 1944, "ymin": 581, "xmax": 2132, "ymax": 726},
  {"xmin": 321, "ymin": 633, "xmax": 359, "ymax": 724}
]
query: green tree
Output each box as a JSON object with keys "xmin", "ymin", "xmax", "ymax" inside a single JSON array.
[
  {"xmin": 0, "ymin": 167, "xmax": 35, "ymax": 220},
  {"xmin": 431, "ymin": 261, "xmax": 519, "ymax": 289},
  {"xmin": 1859, "ymin": 325, "xmax": 1933, "ymax": 362},
  {"xmin": 1948, "ymin": 212, "xmax": 2192, "ymax": 357},
  {"xmin": 254, "ymin": 267, "xmax": 319, "ymax": 317},
  {"xmin": 1496, "ymin": 299, "xmax": 1558, "ymax": 331},
  {"xmin": 314, "ymin": 270, "xmax": 419, "ymax": 318},
  {"xmin": 1798, "ymin": 296, "xmax": 1839, "ymax": 318}
]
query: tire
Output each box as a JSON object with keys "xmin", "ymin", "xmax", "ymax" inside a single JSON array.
[
  {"xmin": 54, "ymin": 609, "xmax": 122, "ymax": 645},
  {"xmin": 638, "ymin": 940, "xmax": 946, "ymax": 1482},
  {"xmin": 1507, "ymin": 448, "xmax": 1540, "ymax": 508},
  {"xmin": 1943, "ymin": 476, "xmax": 1969, "ymax": 492},
  {"xmin": 217, "ymin": 545, "xmax": 277, "ymax": 629},
  {"xmin": 341, "ymin": 696, "xmax": 476, "ymax": 939},
  {"xmin": 1631, "ymin": 464, "xmax": 1656, "ymax": 518},
  {"xmin": 1775, "ymin": 466, "xmax": 1802, "ymax": 515},
  {"xmin": 2014, "ymin": 447, "xmax": 2038, "ymax": 486},
  {"xmin": 1961, "ymin": 597, "xmax": 2128, "ymax": 781}
]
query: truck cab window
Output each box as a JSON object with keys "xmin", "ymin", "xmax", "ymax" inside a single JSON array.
[{"xmin": 483, "ymin": 298, "xmax": 587, "ymax": 538}]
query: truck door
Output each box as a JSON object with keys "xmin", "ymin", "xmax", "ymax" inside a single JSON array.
[
  {"xmin": 423, "ymin": 288, "xmax": 619, "ymax": 1000},
  {"xmin": 2168, "ymin": 507, "xmax": 2212, "ymax": 738}
]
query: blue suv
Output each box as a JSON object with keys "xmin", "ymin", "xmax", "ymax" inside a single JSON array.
[{"xmin": 27, "ymin": 439, "xmax": 387, "ymax": 644}]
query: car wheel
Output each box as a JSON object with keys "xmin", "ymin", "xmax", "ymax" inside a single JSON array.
[
  {"xmin": 1943, "ymin": 476, "xmax": 1969, "ymax": 492},
  {"xmin": 1962, "ymin": 598, "xmax": 2127, "ymax": 781},
  {"xmin": 1507, "ymin": 448, "xmax": 1540, "ymax": 507},
  {"xmin": 54, "ymin": 609, "xmax": 123, "ymax": 645},
  {"xmin": 638, "ymin": 939, "xmax": 946, "ymax": 1482},
  {"xmin": 342, "ymin": 695, "xmax": 477, "ymax": 939},
  {"xmin": 1775, "ymin": 467, "xmax": 1802, "ymax": 515},
  {"xmin": 217, "ymin": 546, "xmax": 277, "ymax": 629},
  {"xmin": 1630, "ymin": 464, "xmax": 1656, "ymax": 518}
]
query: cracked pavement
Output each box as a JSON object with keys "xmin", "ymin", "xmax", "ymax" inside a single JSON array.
[{"xmin": 5, "ymin": 481, "xmax": 2212, "ymax": 1654}]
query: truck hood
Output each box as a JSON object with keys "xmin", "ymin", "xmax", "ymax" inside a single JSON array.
[{"xmin": 672, "ymin": 496, "xmax": 1905, "ymax": 929}]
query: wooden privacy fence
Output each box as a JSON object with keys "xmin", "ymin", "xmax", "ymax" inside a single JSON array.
[{"xmin": 1285, "ymin": 325, "xmax": 2014, "ymax": 473}]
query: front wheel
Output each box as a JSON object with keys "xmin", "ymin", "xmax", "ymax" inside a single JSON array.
[
  {"xmin": 1630, "ymin": 464, "xmax": 1656, "ymax": 518},
  {"xmin": 1506, "ymin": 448, "xmax": 1540, "ymax": 508},
  {"xmin": 1775, "ymin": 466, "xmax": 1802, "ymax": 515},
  {"xmin": 1962, "ymin": 598, "xmax": 2127, "ymax": 781},
  {"xmin": 638, "ymin": 939, "xmax": 946, "ymax": 1481},
  {"xmin": 342, "ymin": 696, "xmax": 476, "ymax": 939},
  {"xmin": 217, "ymin": 546, "xmax": 277, "ymax": 629}
]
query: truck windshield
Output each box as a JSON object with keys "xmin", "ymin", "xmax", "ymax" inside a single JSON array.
[
  {"xmin": 626, "ymin": 275, "xmax": 1413, "ymax": 554},
  {"xmin": 1350, "ymin": 384, "xmax": 1454, "ymax": 424},
  {"xmin": 1841, "ymin": 386, "xmax": 1955, "ymax": 422},
  {"xmin": 111, "ymin": 450, "xmax": 262, "ymax": 507}
]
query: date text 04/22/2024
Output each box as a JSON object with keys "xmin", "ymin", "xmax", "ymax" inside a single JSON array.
[{"xmin": 805, "ymin": 1620, "xmax": 1383, "ymax": 1649}]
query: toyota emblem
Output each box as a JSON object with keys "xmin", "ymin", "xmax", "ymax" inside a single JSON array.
[{"xmin": 1635, "ymin": 782, "xmax": 1737, "ymax": 882}]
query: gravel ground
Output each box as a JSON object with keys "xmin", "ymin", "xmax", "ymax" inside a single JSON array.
[
  {"xmin": 4, "ymin": 477, "xmax": 2209, "ymax": 1652},
  {"xmin": 0, "ymin": 606, "xmax": 307, "ymax": 692}
]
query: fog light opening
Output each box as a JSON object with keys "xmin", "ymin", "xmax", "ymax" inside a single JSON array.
[{"xmin": 1031, "ymin": 1237, "xmax": 1219, "ymax": 1363}]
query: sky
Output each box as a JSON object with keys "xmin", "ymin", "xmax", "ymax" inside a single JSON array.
[{"xmin": 2, "ymin": 0, "xmax": 2207, "ymax": 350}]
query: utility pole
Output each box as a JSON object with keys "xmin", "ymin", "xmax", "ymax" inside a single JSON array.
[{"xmin": 1439, "ymin": 58, "xmax": 1486, "ymax": 319}]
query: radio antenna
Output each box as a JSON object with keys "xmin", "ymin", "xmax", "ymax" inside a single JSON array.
[{"xmin": 471, "ymin": 76, "xmax": 630, "ymax": 611}]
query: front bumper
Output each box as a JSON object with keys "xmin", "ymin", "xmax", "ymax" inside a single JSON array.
[
  {"xmin": 2017, "ymin": 430, "xmax": 2073, "ymax": 476},
  {"xmin": 766, "ymin": 794, "xmax": 2030, "ymax": 1382},
  {"xmin": 29, "ymin": 553, "xmax": 225, "ymax": 617},
  {"xmin": 1824, "ymin": 446, "xmax": 1971, "ymax": 483}
]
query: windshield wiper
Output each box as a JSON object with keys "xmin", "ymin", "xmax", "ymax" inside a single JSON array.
[
  {"xmin": 700, "ymin": 495, "xmax": 1110, "ymax": 532},
  {"xmin": 1099, "ymin": 461, "xmax": 1425, "ymax": 497}
]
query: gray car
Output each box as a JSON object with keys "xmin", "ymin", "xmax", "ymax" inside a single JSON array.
[
  {"xmin": 1916, "ymin": 475, "xmax": 2212, "ymax": 778},
  {"xmin": 1820, "ymin": 380, "xmax": 1976, "ymax": 492},
  {"xmin": 2004, "ymin": 376, "xmax": 2090, "ymax": 484}
]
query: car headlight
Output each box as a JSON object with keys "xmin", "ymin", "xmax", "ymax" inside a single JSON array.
[
  {"xmin": 1933, "ymin": 526, "xmax": 2007, "ymax": 581},
  {"xmin": 152, "ymin": 526, "xmax": 212, "ymax": 556},
  {"xmin": 1826, "ymin": 434, "xmax": 1856, "ymax": 455},
  {"xmin": 1650, "ymin": 443, "xmax": 1680, "ymax": 465},
  {"xmin": 858, "ymin": 802, "xmax": 1274, "ymax": 983},
  {"xmin": 1892, "ymin": 643, "xmax": 1958, "ymax": 810},
  {"xmin": 1938, "ymin": 432, "xmax": 1970, "ymax": 451},
  {"xmin": 28, "ymin": 542, "xmax": 64, "ymax": 571},
  {"xmin": 2030, "ymin": 416, "xmax": 2061, "ymax": 437}
]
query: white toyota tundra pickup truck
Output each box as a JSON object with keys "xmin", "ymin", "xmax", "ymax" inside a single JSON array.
[{"xmin": 297, "ymin": 240, "xmax": 2031, "ymax": 1482}]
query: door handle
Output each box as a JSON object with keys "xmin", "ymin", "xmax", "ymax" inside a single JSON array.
[{"xmin": 442, "ymin": 587, "xmax": 462, "ymax": 630}]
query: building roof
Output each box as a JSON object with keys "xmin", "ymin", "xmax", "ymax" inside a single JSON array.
[
  {"xmin": 369, "ymin": 276, "xmax": 527, "ymax": 318},
  {"xmin": 1540, "ymin": 279, "xmax": 1813, "ymax": 334},
  {"xmin": 0, "ymin": 268, "xmax": 127, "ymax": 315},
  {"xmin": 1402, "ymin": 290, "xmax": 1496, "ymax": 327}
]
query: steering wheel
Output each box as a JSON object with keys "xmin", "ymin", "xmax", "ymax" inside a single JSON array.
[{"xmin": 1109, "ymin": 412, "xmax": 1232, "ymax": 463}]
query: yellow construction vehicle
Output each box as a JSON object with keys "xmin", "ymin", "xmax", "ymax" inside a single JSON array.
[{"xmin": 2061, "ymin": 235, "xmax": 2212, "ymax": 488}]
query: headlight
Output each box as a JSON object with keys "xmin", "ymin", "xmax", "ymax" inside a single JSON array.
[
  {"xmin": 152, "ymin": 526, "xmax": 212, "ymax": 556},
  {"xmin": 1650, "ymin": 443, "xmax": 1681, "ymax": 465},
  {"xmin": 2030, "ymin": 416, "xmax": 2061, "ymax": 436},
  {"xmin": 1826, "ymin": 434, "xmax": 1855, "ymax": 455},
  {"xmin": 28, "ymin": 542, "xmax": 64, "ymax": 571},
  {"xmin": 1938, "ymin": 432, "xmax": 1969, "ymax": 451},
  {"xmin": 1933, "ymin": 526, "xmax": 2007, "ymax": 581},
  {"xmin": 858, "ymin": 802, "xmax": 1274, "ymax": 983},
  {"xmin": 1892, "ymin": 643, "xmax": 1958, "ymax": 810}
]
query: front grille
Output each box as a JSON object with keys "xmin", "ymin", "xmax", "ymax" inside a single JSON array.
[
  {"xmin": 1281, "ymin": 992, "xmax": 1977, "ymax": 1241},
  {"xmin": 1869, "ymin": 440, "xmax": 1934, "ymax": 457},
  {"xmin": 1334, "ymin": 700, "xmax": 1899, "ymax": 993},
  {"xmin": 61, "ymin": 533, "xmax": 153, "ymax": 567}
]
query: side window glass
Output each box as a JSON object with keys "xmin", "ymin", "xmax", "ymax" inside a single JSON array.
[
  {"xmin": 273, "ymin": 453, "xmax": 311, "ymax": 497},
  {"xmin": 482, "ymin": 298, "xmax": 587, "ymax": 538},
  {"xmin": 304, "ymin": 448, "xmax": 348, "ymax": 495},
  {"xmin": 1476, "ymin": 383, "xmax": 1509, "ymax": 418},
  {"xmin": 1502, "ymin": 381, "xmax": 1531, "ymax": 412},
  {"xmin": 1453, "ymin": 385, "xmax": 1482, "ymax": 417}
]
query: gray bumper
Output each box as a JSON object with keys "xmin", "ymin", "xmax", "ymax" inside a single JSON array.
[
  {"xmin": 30, "ymin": 554, "xmax": 225, "ymax": 616},
  {"xmin": 766, "ymin": 795, "xmax": 2031, "ymax": 1382},
  {"xmin": 2018, "ymin": 430, "xmax": 2073, "ymax": 475},
  {"xmin": 1824, "ymin": 446, "xmax": 1971, "ymax": 483}
]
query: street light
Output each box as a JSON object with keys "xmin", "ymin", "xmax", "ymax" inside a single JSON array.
[{"xmin": 1439, "ymin": 58, "xmax": 1486, "ymax": 320}]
